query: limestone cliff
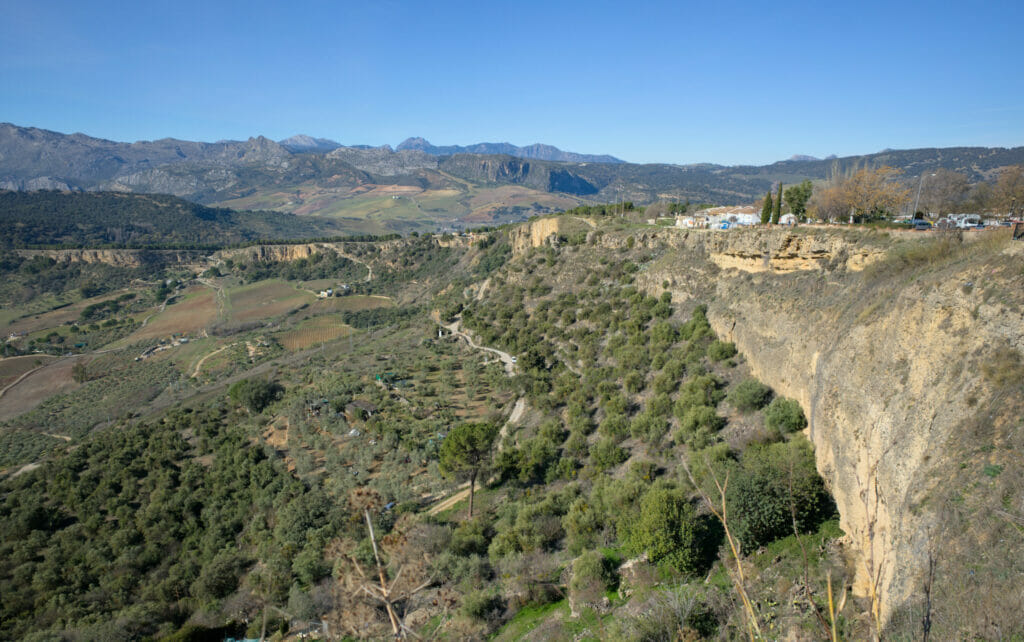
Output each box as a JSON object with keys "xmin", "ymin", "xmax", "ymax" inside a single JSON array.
[
  {"xmin": 16, "ymin": 248, "xmax": 207, "ymax": 268},
  {"xmin": 625, "ymin": 226, "xmax": 1023, "ymax": 635}
]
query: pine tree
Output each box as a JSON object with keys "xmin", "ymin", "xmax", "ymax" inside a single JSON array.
[
  {"xmin": 760, "ymin": 191, "xmax": 773, "ymax": 225},
  {"xmin": 771, "ymin": 182, "xmax": 783, "ymax": 224}
]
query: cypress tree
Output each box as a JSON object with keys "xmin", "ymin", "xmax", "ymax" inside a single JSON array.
[
  {"xmin": 760, "ymin": 191, "xmax": 773, "ymax": 225},
  {"xmin": 771, "ymin": 182, "xmax": 783, "ymax": 224}
]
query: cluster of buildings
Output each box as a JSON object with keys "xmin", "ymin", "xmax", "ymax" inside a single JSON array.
[{"xmin": 671, "ymin": 206, "xmax": 798, "ymax": 229}]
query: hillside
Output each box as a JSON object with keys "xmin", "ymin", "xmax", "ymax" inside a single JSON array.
[
  {"xmin": 0, "ymin": 217, "xmax": 1020, "ymax": 639},
  {"xmin": 0, "ymin": 190, "xmax": 350, "ymax": 248}
]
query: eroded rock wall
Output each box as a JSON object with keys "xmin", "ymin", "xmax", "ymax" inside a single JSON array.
[{"xmin": 632, "ymin": 226, "xmax": 1024, "ymax": 629}]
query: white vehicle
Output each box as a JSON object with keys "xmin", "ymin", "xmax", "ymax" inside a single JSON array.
[{"xmin": 952, "ymin": 214, "xmax": 983, "ymax": 229}]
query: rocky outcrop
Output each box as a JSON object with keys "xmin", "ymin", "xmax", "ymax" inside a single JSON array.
[
  {"xmin": 509, "ymin": 217, "xmax": 566, "ymax": 254},
  {"xmin": 15, "ymin": 248, "xmax": 206, "ymax": 267},
  {"xmin": 634, "ymin": 228, "xmax": 1024, "ymax": 632}
]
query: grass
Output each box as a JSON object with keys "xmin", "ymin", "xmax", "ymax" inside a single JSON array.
[
  {"xmin": 123, "ymin": 286, "xmax": 220, "ymax": 344},
  {"xmin": 0, "ymin": 355, "xmax": 57, "ymax": 385},
  {"xmin": 493, "ymin": 600, "xmax": 569, "ymax": 641},
  {"xmin": 226, "ymin": 279, "xmax": 314, "ymax": 323}
]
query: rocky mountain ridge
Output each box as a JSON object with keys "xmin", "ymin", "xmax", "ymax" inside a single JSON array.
[{"xmin": 3, "ymin": 123, "xmax": 1024, "ymax": 214}]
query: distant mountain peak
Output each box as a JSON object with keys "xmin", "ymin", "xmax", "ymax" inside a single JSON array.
[
  {"xmin": 279, "ymin": 134, "xmax": 341, "ymax": 153},
  {"xmin": 789, "ymin": 154, "xmax": 821, "ymax": 162},
  {"xmin": 396, "ymin": 137, "xmax": 624, "ymax": 164},
  {"xmin": 397, "ymin": 137, "xmax": 432, "ymax": 150}
]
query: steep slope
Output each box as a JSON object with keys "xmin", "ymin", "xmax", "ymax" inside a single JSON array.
[{"xmin": 512, "ymin": 218, "xmax": 1024, "ymax": 637}]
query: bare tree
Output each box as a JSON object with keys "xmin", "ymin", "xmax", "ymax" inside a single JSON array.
[
  {"xmin": 995, "ymin": 165, "xmax": 1024, "ymax": 214},
  {"xmin": 920, "ymin": 169, "xmax": 969, "ymax": 216},
  {"xmin": 327, "ymin": 488, "xmax": 438, "ymax": 640}
]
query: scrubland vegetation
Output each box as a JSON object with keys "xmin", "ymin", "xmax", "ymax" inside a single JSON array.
[{"xmin": 4, "ymin": 213, "xmax": 1019, "ymax": 640}]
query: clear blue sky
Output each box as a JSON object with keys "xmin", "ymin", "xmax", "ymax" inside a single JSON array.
[{"xmin": 2, "ymin": 0, "xmax": 1022, "ymax": 165}]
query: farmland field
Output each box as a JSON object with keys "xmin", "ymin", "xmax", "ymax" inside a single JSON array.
[
  {"xmin": 0, "ymin": 356, "xmax": 80, "ymax": 422},
  {"xmin": 124, "ymin": 286, "xmax": 220, "ymax": 343},
  {"xmin": 278, "ymin": 315, "xmax": 354, "ymax": 350},
  {"xmin": 226, "ymin": 280, "xmax": 314, "ymax": 323},
  {"xmin": 5, "ymin": 289, "xmax": 136, "ymax": 336},
  {"xmin": 0, "ymin": 355, "xmax": 58, "ymax": 389},
  {"xmin": 306, "ymin": 294, "xmax": 394, "ymax": 314}
]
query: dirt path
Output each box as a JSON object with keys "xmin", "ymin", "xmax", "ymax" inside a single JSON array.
[
  {"xmin": 336, "ymin": 252, "xmax": 373, "ymax": 283},
  {"xmin": 0, "ymin": 361, "xmax": 55, "ymax": 400},
  {"xmin": 500, "ymin": 398, "xmax": 526, "ymax": 443},
  {"xmin": 139, "ymin": 296, "xmax": 171, "ymax": 328},
  {"xmin": 427, "ymin": 396, "xmax": 525, "ymax": 516},
  {"xmin": 198, "ymin": 277, "xmax": 228, "ymax": 320},
  {"xmin": 190, "ymin": 342, "xmax": 237, "ymax": 378},
  {"xmin": 427, "ymin": 481, "xmax": 472, "ymax": 516},
  {"xmin": 42, "ymin": 432, "xmax": 72, "ymax": 442},
  {"xmin": 442, "ymin": 318, "xmax": 516, "ymax": 376}
]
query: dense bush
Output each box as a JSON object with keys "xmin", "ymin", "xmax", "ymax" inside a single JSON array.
[
  {"xmin": 570, "ymin": 550, "xmax": 616, "ymax": 607},
  {"xmin": 727, "ymin": 378, "xmax": 773, "ymax": 412},
  {"xmin": 726, "ymin": 439, "xmax": 835, "ymax": 553},
  {"xmin": 764, "ymin": 397, "xmax": 808, "ymax": 433},
  {"xmin": 707, "ymin": 340, "xmax": 737, "ymax": 362},
  {"xmin": 626, "ymin": 486, "xmax": 704, "ymax": 575},
  {"xmin": 228, "ymin": 378, "xmax": 284, "ymax": 413},
  {"xmin": 590, "ymin": 439, "xmax": 628, "ymax": 471}
]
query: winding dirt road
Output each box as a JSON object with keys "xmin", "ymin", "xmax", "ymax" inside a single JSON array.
[{"xmin": 442, "ymin": 318, "xmax": 517, "ymax": 376}]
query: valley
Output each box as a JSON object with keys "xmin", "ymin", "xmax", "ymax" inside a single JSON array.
[{"xmin": 1, "ymin": 208, "xmax": 1020, "ymax": 640}]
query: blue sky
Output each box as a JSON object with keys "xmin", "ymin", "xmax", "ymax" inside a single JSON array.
[{"xmin": 2, "ymin": 0, "xmax": 1022, "ymax": 165}]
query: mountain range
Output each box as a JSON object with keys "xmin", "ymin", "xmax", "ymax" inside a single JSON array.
[{"xmin": 2, "ymin": 123, "xmax": 1022, "ymax": 233}]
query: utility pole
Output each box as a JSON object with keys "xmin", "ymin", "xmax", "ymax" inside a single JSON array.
[{"xmin": 913, "ymin": 173, "xmax": 936, "ymax": 219}]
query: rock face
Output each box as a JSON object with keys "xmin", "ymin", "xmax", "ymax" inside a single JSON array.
[
  {"xmin": 500, "ymin": 221, "xmax": 1024, "ymax": 633},
  {"xmin": 700, "ymin": 241, "xmax": 1024, "ymax": 630},
  {"xmin": 15, "ymin": 248, "xmax": 207, "ymax": 268},
  {"xmin": 509, "ymin": 216, "xmax": 567, "ymax": 254}
]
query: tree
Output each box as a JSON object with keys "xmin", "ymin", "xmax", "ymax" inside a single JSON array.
[
  {"xmin": 228, "ymin": 378, "xmax": 284, "ymax": 413},
  {"xmin": 920, "ymin": 169, "xmax": 969, "ymax": 216},
  {"xmin": 771, "ymin": 182, "xmax": 783, "ymax": 224},
  {"xmin": 760, "ymin": 191, "xmax": 773, "ymax": 225},
  {"xmin": 439, "ymin": 422, "xmax": 498, "ymax": 518},
  {"xmin": 783, "ymin": 180, "xmax": 813, "ymax": 218},
  {"xmin": 995, "ymin": 165, "xmax": 1024, "ymax": 214},
  {"xmin": 627, "ymin": 486, "xmax": 704, "ymax": 575},
  {"xmin": 809, "ymin": 167, "xmax": 909, "ymax": 222}
]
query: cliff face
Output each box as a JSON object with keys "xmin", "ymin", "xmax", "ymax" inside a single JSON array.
[
  {"xmin": 16, "ymin": 248, "xmax": 207, "ymax": 268},
  {"xmin": 662, "ymin": 230, "xmax": 1022, "ymax": 633},
  {"xmin": 505, "ymin": 218, "xmax": 1024, "ymax": 633}
]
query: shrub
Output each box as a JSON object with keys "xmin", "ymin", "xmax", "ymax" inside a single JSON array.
[
  {"xmin": 570, "ymin": 550, "xmax": 616, "ymax": 607},
  {"xmin": 626, "ymin": 487, "xmax": 703, "ymax": 575},
  {"xmin": 726, "ymin": 439, "xmax": 835, "ymax": 553},
  {"xmin": 228, "ymin": 378, "xmax": 284, "ymax": 413},
  {"xmin": 563, "ymin": 498, "xmax": 602, "ymax": 554},
  {"xmin": 590, "ymin": 439, "xmax": 628, "ymax": 472},
  {"xmin": 452, "ymin": 518, "xmax": 492, "ymax": 557},
  {"xmin": 727, "ymin": 378, "xmax": 772, "ymax": 412},
  {"xmin": 707, "ymin": 340, "xmax": 737, "ymax": 362},
  {"xmin": 763, "ymin": 397, "xmax": 807, "ymax": 433},
  {"xmin": 677, "ymin": 406, "xmax": 725, "ymax": 435},
  {"xmin": 461, "ymin": 589, "xmax": 504, "ymax": 622},
  {"xmin": 674, "ymin": 375, "xmax": 724, "ymax": 417}
]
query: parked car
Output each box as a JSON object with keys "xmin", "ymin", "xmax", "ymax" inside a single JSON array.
[{"xmin": 911, "ymin": 219, "xmax": 932, "ymax": 230}]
